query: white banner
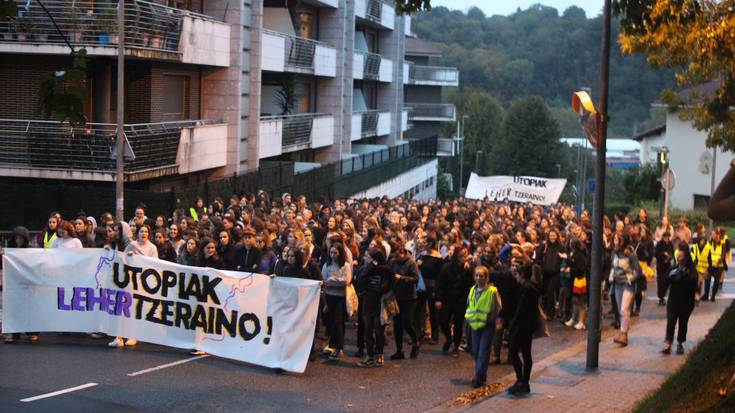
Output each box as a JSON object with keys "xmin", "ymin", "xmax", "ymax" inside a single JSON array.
[
  {"xmin": 464, "ymin": 173, "xmax": 567, "ymax": 206},
  {"xmin": 2, "ymin": 249, "xmax": 320, "ymax": 373}
]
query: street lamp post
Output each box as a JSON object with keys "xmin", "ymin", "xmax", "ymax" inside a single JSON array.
[
  {"xmin": 456, "ymin": 115, "xmax": 469, "ymax": 196},
  {"xmin": 659, "ymin": 146, "xmax": 670, "ymax": 219},
  {"xmin": 476, "ymin": 150, "xmax": 483, "ymax": 174},
  {"xmin": 115, "ymin": 0, "xmax": 126, "ymax": 221}
]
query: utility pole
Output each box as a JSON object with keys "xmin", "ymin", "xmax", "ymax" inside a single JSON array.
[
  {"xmin": 587, "ymin": 0, "xmax": 611, "ymax": 371},
  {"xmin": 709, "ymin": 148, "xmax": 717, "ymax": 234},
  {"xmin": 456, "ymin": 115, "xmax": 468, "ymax": 195},
  {"xmin": 115, "ymin": 0, "xmax": 125, "ymax": 221},
  {"xmin": 475, "ymin": 150, "xmax": 483, "ymax": 174}
]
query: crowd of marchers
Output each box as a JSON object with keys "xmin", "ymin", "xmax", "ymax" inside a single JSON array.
[{"xmin": 3, "ymin": 192, "xmax": 731, "ymax": 393}]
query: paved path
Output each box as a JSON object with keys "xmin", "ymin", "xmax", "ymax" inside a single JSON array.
[{"xmin": 451, "ymin": 273, "xmax": 734, "ymax": 413}]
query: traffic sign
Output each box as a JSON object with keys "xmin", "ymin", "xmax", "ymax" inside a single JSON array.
[{"xmin": 587, "ymin": 179, "xmax": 596, "ymax": 193}]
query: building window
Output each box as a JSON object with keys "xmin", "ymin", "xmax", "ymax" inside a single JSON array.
[{"xmin": 162, "ymin": 75, "xmax": 187, "ymax": 117}]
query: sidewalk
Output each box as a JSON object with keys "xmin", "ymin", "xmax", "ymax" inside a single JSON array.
[{"xmin": 451, "ymin": 293, "xmax": 732, "ymax": 413}]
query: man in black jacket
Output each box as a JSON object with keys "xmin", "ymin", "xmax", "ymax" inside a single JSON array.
[
  {"xmin": 390, "ymin": 244, "xmax": 421, "ymax": 360},
  {"xmin": 655, "ymin": 232, "xmax": 675, "ymax": 305},
  {"xmin": 435, "ymin": 246, "xmax": 475, "ymax": 357}
]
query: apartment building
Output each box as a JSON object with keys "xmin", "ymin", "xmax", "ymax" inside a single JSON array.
[{"xmin": 0, "ymin": 0, "xmax": 447, "ymax": 201}]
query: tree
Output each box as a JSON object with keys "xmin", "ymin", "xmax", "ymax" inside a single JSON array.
[
  {"xmin": 490, "ymin": 96, "xmax": 564, "ymax": 177},
  {"xmin": 614, "ymin": 0, "xmax": 735, "ymax": 150}
]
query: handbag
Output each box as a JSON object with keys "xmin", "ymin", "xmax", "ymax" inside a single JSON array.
[
  {"xmin": 572, "ymin": 276, "xmax": 588, "ymax": 295},
  {"xmin": 345, "ymin": 284, "xmax": 358, "ymax": 317},
  {"xmin": 641, "ymin": 261, "xmax": 655, "ymax": 281},
  {"xmin": 380, "ymin": 291, "xmax": 400, "ymax": 325}
]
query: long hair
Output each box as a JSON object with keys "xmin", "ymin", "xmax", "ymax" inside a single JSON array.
[{"xmin": 328, "ymin": 241, "xmax": 347, "ymax": 267}]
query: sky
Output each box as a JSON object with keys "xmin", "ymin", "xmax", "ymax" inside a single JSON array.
[{"xmin": 429, "ymin": 0, "xmax": 603, "ymax": 18}]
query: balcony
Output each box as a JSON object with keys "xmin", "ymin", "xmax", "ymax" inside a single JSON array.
[
  {"xmin": 350, "ymin": 110, "xmax": 391, "ymax": 141},
  {"xmin": 261, "ymin": 29, "xmax": 336, "ymax": 77},
  {"xmin": 258, "ymin": 113, "xmax": 334, "ymax": 159},
  {"xmin": 405, "ymin": 63, "xmax": 459, "ymax": 87},
  {"xmin": 354, "ymin": 0, "xmax": 394, "ymax": 30},
  {"xmin": 437, "ymin": 138, "xmax": 455, "ymax": 157},
  {"xmin": 0, "ymin": 119, "xmax": 228, "ymax": 181},
  {"xmin": 353, "ymin": 50, "xmax": 392, "ymax": 82},
  {"xmin": 407, "ymin": 103, "xmax": 456, "ymax": 122},
  {"xmin": 0, "ymin": 0, "xmax": 230, "ymax": 67}
]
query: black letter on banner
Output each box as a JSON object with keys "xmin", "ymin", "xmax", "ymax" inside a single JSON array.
[
  {"xmin": 174, "ymin": 302, "xmax": 192, "ymax": 329},
  {"xmin": 140, "ymin": 268, "xmax": 162, "ymax": 295},
  {"xmin": 238, "ymin": 313, "xmax": 261, "ymax": 341},
  {"xmin": 125, "ymin": 265, "xmax": 143, "ymax": 290},
  {"xmin": 215, "ymin": 308, "xmax": 238, "ymax": 338},
  {"xmin": 161, "ymin": 270, "xmax": 177, "ymax": 298},
  {"xmin": 201, "ymin": 276, "xmax": 222, "ymax": 304},
  {"xmin": 185, "ymin": 274, "xmax": 204, "ymax": 302},
  {"xmin": 190, "ymin": 304, "xmax": 208, "ymax": 332},
  {"xmin": 159, "ymin": 300, "xmax": 174, "ymax": 326},
  {"xmin": 112, "ymin": 263, "xmax": 128, "ymax": 288}
]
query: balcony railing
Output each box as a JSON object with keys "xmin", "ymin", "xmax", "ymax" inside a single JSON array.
[
  {"xmin": 0, "ymin": 0, "xmax": 222, "ymax": 53},
  {"xmin": 407, "ymin": 103, "xmax": 456, "ymax": 121},
  {"xmin": 0, "ymin": 119, "xmax": 221, "ymax": 174},
  {"xmin": 260, "ymin": 113, "xmax": 330, "ymax": 150},
  {"xmin": 406, "ymin": 63, "xmax": 459, "ymax": 86},
  {"xmin": 263, "ymin": 29, "xmax": 321, "ymax": 71},
  {"xmin": 366, "ymin": 0, "xmax": 381, "ymax": 22},
  {"xmin": 356, "ymin": 50, "xmax": 381, "ymax": 80},
  {"xmin": 359, "ymin": 110, "xmax": 379, "ymax": 138}
]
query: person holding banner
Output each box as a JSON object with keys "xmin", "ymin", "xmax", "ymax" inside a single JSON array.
[{"xmin": 3, "ymin": 226, "xmax": 39, "ymax": 343}]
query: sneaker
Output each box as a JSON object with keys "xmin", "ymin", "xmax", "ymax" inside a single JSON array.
[
  {"xmin": 357, "ymin": 356, "xmax": 375, "ymax": 368},
  {"xmin": 189, "ymin": 349, "xmax": 206, "ymax": 356},
  {"xmin": 3, "ymin": 334, "xmax": 14, "ymax": 343},
  {"xmin": 658, "ymin": 298, "xmax": 666, "ymax": 306},
  {"xmin": 410, "ymin": 344, "xmax": 420, "ymax": 359},
  {"xmin": 507, "ymin": 382, "xmax": 521, "ymax": 395},
  {"xmin": 451, "ymin": 348, "xmax": 460, "ymax": 358},
  {"xmin": 471, "ymin": 376, "xmax": 481, "ymax": 388},
  {"xmin": 518, "ymin": 382, "xmax": 531, "ymax": 394},
  {"xmin": 676, "ymin": 343, "xmax": 684, "ymax": 354},
  {"xmin": 389, "ymin": 351, "xmax": 405, "ymax": 360},
  {"xmin": 710, "ymin": 296, "xmax": 716, "ymax": 302},
  {"xmin": 322, "ymin": 345, "xmax": 335, "ymax": 356},
  {"xmin": 375, "ymin": 354, "xmax": 384, "ymax": 366},
  {"xmin": 328, "ymin": 349, "xmax": 343, "ymax": 362},
  {"xmin": 613, "ymin": 332, "xmax": 628, "ymax": 347},
  {"xmin": 574, "ymin": 322, "xmax": 586, "ymax": 331},
  {"xmin": 29, "ymin": 334, "xmax": 39, "ymax": 342},
  {"xmin": 124, "ymin": 338, "xmax": 138, "ymax": 347},
  {"xmin": 442, "ymin": 341, "xmax": 451, "ymax": 354},
  {"xmin": 89, "ymin": 332, "xmax": 105, "ymax": 339},
  {"xmin": 661, "ymin": 342, "xmax": 671, "ymax": 354},
  {"xmin": 564, "ymin": 319, "xmax": 574, "ymax": 327},
  {"xmin": 108, "ymin": 337, "xmax": 124, "ymax": 348}
]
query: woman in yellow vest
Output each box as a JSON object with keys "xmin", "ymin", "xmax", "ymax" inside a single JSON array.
[
  {"xmin": 704, "ymin": 230, "xmax": 725, "ymax": 301},
  {"xmin": 690, "ymin": 236, "xmax": 711, "ymax": 304},
  {"xmin": 465, "ymin": 265, "xmax": 502, "ymax": 388},
  {"xmin": 40, "ymin": 215, "xmax": 59, "ymax": 248}
]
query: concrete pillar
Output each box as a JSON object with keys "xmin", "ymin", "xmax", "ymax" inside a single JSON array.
[
  {"xmin": 315, "ymin": 0, "xmax": 354, "ymax": 164},
  {"xmin": 246, "ymin": 0, "xmax": 263, "ymax": 172},
  {"xmin": 200, "ymin": 0, "xmax": 243, "ymax": 177},
  {"xmin": 376, "ymin": 14, "xmax": 404, "ymax": 147}
]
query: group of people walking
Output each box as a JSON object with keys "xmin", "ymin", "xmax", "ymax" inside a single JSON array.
[{"xmin": 2, "ymin": 192, "xmax": 730, "ymax": 394}]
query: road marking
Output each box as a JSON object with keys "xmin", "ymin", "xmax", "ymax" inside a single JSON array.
[
  {"xmin": 127, "ymin": 355, "xmax": 209, "ymax": 377},
  {"xmin": 20, "ymin": 383, "xmax": 98, "ymax": 402}
]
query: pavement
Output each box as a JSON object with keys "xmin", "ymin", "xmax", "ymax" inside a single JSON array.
[
  {"xmin": 450, "ymin": 271, "xmax": 735, "ymax": 413},
  {"xmin": 0, "ymin": 268, "xmax": 732, "ymax": 413}
]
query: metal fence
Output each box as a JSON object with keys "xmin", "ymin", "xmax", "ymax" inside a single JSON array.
[
  {"xmin": 359, "ymin": 110, "xmax": 379, "ymax": 138},
  {"xmin": 263, "ymin": 29, "xmax": 327, "ymax": 72},
  {"xmin": 365, "ymin": 0, "xmax": 382, "ymax": 22},
  {"xmin": 0, "ymin": 119, "xmax": 221, "ymax": 173},
  {"xmin": 260, "ymin": 113, "xmax": 331, "ymax": 150},
  {"xmin": 0, "ymin": 0, "xmax": 221, "ymax": 52}
]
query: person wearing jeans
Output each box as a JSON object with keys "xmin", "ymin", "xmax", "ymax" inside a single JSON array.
[
  {"xmin": 465, "ymin": 265, "xmax": 502, "ymax": 388},
  {"xmin": 321, "ymin": 242, "xmax": 352, "ymax": 361}
]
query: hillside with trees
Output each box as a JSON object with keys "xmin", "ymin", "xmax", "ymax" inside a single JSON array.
[{"xmin": 413, "ymin": 4, "xmax": 676, "ymax": 137}]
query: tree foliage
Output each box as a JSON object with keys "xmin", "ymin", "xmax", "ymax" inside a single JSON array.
[
  {"xmin": 614, "ymin": 0, "xmax": 735, "ymax": 150},
  {"xmin": 412, "ymin": 4, "xmax": 676, "ymax": 136},
  {"xmin": 38, "ymin": 49, "xmax": 89, "ymax": 125},
  {"xmin": 490, "ymin": 96, "xmax": 564, "ymax": 177}
]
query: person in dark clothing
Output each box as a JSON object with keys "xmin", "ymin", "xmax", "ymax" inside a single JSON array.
[
  {"xmin": 488, "ymin": 252, "xmax": 521, "ymax": 365},
  {"xmin": 3, "ymin": 226, "xmax": 39, "ymax": 343},
  {"xmin": 633, "ymin": 226, "xmax": 654, "ymax": 315},
  {"xmin": 236, "ymin": 228, "xmax": 261, "ymax": 272},
  {"xmin": 417, "ymin": 236, "xmax": 444, "ymax": 343},
  {"xmin": 436, "ymin": 246, "xmax": 475, "ymax": 356},
  {"xmin": 654, "ymin": 231, "xmax": 675, "ymax": 305},
  {"xmin": 154, "ymin": 229, "xmax": 177, "ymax": 263},
  {"xmin": 355, "ymin": 247, "xmax": 394, "ymax": 367},
  {"xmin": 200, "ymin": 238, "xmax": 225, "ymax": 269},
  {"xmin": 280, "ymin": 248, "xmax": 312, "ymax": 279},
  {"xmin": 661, "ymin": 244, "xmax": 698, "ymax": 355},
  {"xmin": 507, "ymin": 262, "xmax": 541, "ymax": 396},
  {"xmin": 217, "ymin": 230, "xmax": 238, "ymax": 270},
  {"xmin": 537, "ymin": 229, "xmax": 566, "ymax": 318},
  {"xmin": 389, "ymin": 243, "xmax": 421, "ymax": 360}
]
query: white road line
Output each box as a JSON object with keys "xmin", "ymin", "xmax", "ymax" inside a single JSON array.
[
  {"xmin": 127, "ymin": 355, "xmax": 210, "ymax": 377},
  {"xmin": 20, "ymin": 383, "xmax": 98, "ymax": 402}
]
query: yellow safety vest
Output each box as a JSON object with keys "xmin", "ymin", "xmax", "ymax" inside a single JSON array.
[
  {"xmin": 708, "ymin": 241, "xmax": 724, "ymax": 268},
  {"xmin": 691, "ymin": 243, "xmax": 711, "ymax": 273},
  {"xmin": 189, "ymin": 207, "xmax": 207, "ymax": 222},
  {"xmin": 465, "ymin": 285, "xmax": 497, "ymax": 331},
  {"xmin": 43, "ymin": 231, "xmax": 57, "ymax": 249}
]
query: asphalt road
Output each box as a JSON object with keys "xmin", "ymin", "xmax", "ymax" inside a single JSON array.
[{"xmin": 2, "ymin": 274, "xmax": 732, "ymax": 413}]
